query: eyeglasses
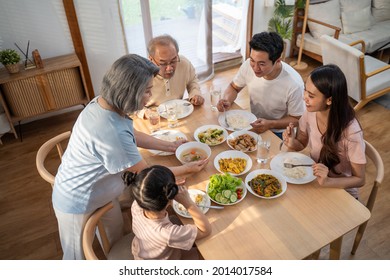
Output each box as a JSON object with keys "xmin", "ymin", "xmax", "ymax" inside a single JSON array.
[{"xmin": 151, "ymin": 56, "xmax": 180, "ymax": 68}]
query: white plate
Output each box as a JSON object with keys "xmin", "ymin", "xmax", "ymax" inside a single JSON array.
[
  {"xmin": 158, "ymin": 99, "xmax": 194, "ymax": 120},
  {"xmin": 206, "ymin": 178, "xmax": 247, "ymax": 206},
  {"xmin": 149, "ymin": 130, "xmax": 187, "ymax": 156},
  {"xmin": 245, "ymin": 169, "xmax": 287, "ymax": 199},
  {"xmin": 172, "ymin": 189, "xmax": 210, "ymax": 218},
  {"xmin": 270, "ymin": 152, "xmax": 316, "ymax": 184},
  {"xmin": 193, "ymin": 125, "xmax": 228, "ymax": 146},
  {"xmin": 218, "ymin": 109, "xmax": 257, "ymax": 131},
  {"xmin": 227, "ymin": 130, "xmax": 259, "ymax": 152},
  {"xmin": 214, "ymin": 150, "xmax": 252, "ymax": 176}
]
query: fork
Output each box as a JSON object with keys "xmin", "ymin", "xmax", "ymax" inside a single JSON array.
[{"xmin": 283, "ymin": 163, "xmax": 313, "ymax": 168}]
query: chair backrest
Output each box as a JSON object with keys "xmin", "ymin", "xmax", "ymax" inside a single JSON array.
[
  {"xmin": 82, "ymin": 202, "xmax": 114, "ymax": 260},
  {"xmin": 36, "ymin": 131, "xmax": 71, "ymax": 187},
  {"xmin": 82, "ymin": 201, "xmax": 134, "ymax": 260},
  {"xmin": 320, "ymin": 34, "xmax": 363, "ymax": 102},
  {"xmin": 363, "ymin": 140, "xmax": 384, "ymax": 212}
]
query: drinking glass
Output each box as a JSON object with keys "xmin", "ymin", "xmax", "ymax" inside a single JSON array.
[
  {"xmin": 209, "ymin": 86, "xmax": 221, "ymax": 111},
  {"xmin": 257, "ymin": 138, "xmax": 271, "ymax": 164},
  {"xmin": 146, "ymin": 107, "xmax": 160, "ymax": 133},
  {"xmin": 166, "ymin": 102, "xmax": 178, "ymax": 128}
]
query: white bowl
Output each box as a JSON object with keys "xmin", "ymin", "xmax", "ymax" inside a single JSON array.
[
  {"xmin": 245, "ymin": 169, "xmax": 287, "ymax": 199},
  {"xmin": 206, "ymin": 174, "xmax": 247, "ymax": 206},
  {"xmin": 214, "ymin": 150, "xmax": 252, "ymax": 176},
  {"xmin": 175, "ymin": 141, "xmax": 211, "ymax": 164},
  {"xmin": 193, "ymin": 124, "xmax": 228, "ymax": 146},
  {"xmin": 227, "ymin": 130, "xmax": 259, "ymax": 152}
]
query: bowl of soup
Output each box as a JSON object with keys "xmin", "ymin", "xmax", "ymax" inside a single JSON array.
[{"xmin": 175, "ymin": 141, "xmax": 211, "ymax": 164}]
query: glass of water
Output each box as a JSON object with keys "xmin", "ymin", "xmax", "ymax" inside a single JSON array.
[
  {"xmin": 166, "ymin": 102, "xmax": 178, "ymax": 128},
  {"xmin": 209, "ymin": 86, "xmax": 221, "ymax": 111},
  {"xmin": 256, "ymin": 137, "xmax": 271, "ymax": 164}
]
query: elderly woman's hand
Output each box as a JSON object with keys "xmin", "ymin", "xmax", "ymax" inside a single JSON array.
[{"xmin": 184, "ymin": 159, "xmax": 209, "ymax": 174}]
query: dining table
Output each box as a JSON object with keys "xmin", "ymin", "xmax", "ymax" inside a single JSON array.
[{"xmin": 132, "ymin": 99, "xmax": 371, "ymax": 260}]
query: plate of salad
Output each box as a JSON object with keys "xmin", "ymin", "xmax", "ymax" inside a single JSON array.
[{"xmin": 206, "ymin": 173, "xmax": 246, "ymax": 205}]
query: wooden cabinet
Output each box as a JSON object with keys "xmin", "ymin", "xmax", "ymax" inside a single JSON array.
[{"xmin": 0, "ymin": 54, "xmax": 89, "ymax": 139}]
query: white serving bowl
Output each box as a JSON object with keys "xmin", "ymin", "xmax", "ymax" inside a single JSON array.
[
  {"xmin": 214, "ymin": 150, "xmax": 252, "ymax": 176},
  {"xmin": 193, "ymin": 124, "xmax": 228, "ymax": 146},
  {"xmin": 175, "ymin": 141, "xmax": 211, "ymax": 164},
  {"xmin": 245, "ymin": 169, "xmax": 287, "ymax": 199},
  {"xmin": 227, "ymin": 130, "xmax": 259, "ymax": 152}
]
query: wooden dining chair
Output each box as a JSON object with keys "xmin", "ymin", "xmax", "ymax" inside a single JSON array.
[
  {"xmin": 351, "ymin": 140, "xmax": 384, "ymax": 255},
  {"xmin": 36, "ymin": 131, "xmax": 71, "ymax": 187},
  {"xmin": 82, "ymin": 201, "xmax": 135, "ymax": 260}
]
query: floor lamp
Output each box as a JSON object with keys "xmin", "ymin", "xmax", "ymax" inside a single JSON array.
[{"xmin": 290, "ymin": 0, "xmax": 310, "ymax": 70}]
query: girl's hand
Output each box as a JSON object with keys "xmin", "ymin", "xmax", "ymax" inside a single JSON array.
[
  {"xmin": 282, "ymin": 123, "xmax": 296, "ymax": 148},
  {"xmin": 174, "ymin": 185, "xmax": 193, "ymax": 208},
  {"xmin": 313, "ymin": 163, "xmax": 329, "ymax": 185}
]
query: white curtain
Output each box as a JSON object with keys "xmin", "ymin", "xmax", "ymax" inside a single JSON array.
[{"xmin": 0, "ymin": 0, "xmax": 73, "ymax": 59}]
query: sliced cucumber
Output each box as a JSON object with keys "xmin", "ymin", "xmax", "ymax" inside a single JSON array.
[
  {"xmin": 230, "ymin": 193, "xmax": 238, "ymax": 203},
  {"xmin": 215, "ymin": 193, "xmax": 222, "ymax": 202},
  {"xmin": 223, "ymin": 189, "xmax": 232, "ymax": 198},
  {"xmin": 220, "ymin": 197, "xmax": 229, "ymax": 204}
]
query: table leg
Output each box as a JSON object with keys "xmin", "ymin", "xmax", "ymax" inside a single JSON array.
[{"xmin": 329, "ymin": 236, "xmax": 343, "ymax": 260}]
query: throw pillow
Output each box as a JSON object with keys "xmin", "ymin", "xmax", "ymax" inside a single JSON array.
[
  {"xmin": 307, "ymin": 0, "xmax": 343, "ymax": 39},
  {"xmin": 341, "ymin": 6, "xmax": 372, "ymax": 34},
  {"xmin": 372, "ymin": 0, "xmax": 390, "ymax": 22}
]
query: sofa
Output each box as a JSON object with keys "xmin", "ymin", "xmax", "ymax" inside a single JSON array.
[{"xmin": 291, "ymin": 0, "xmax": 390, "ymax": 62}]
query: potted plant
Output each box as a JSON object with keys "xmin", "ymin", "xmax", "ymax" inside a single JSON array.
[
  {"xmin": 267, "ymin": 0, "xmax": 295, "ymax": 60},
  {"xmin": 0, "ymin": 49, "xmax": 21, "ymax": 74}
]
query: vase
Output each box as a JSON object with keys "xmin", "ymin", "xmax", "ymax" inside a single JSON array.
[{"xmin": 5, "ymin": 63, "xmax": 20, "ymax": 74}]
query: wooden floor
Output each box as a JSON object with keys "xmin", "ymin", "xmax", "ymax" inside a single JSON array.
[{"xmin": 0, "ymin": 56, "xmax": 389, "ymax": 260}]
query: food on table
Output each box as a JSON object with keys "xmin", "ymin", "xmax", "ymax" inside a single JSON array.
[
  {"xmin": 283, "ymin": 157, "xmax": 307, "ymax": 179},
  {"xmin": 180, "ymin": 148, "xmax": 208, "ymax": 163},
  {"xmin": 218, "ymin": 157, "xmax": 247, "ymax": 174},
  {"xmin": 207, "ymin": 173, "xmax": 244, "ymax": 204},
  {"xmin": 228, "ymin": 134, "xmax": 257, "ymax": 151},
  {"xmin": 226, "ymin": 114, "xmax": 250, "ymax": 129},
  {"xmin": 248, "ymin": 174, "xmax": 282, "ymax": 197},
  {"xmin": 155, "ymin": 134, "xmax": 183, "ymax": 142},
  {"xmin": 198, "ymin": 128, "xmax": 224, "ymax": 145},
  {"xmin": 176, "ymin": 193, "xmax": 207, "ymax": 217}
]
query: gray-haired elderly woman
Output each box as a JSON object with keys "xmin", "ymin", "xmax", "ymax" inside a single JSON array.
[{"xmin": 52, "ymin": 54, "xmax": 208, "ymax": 260}]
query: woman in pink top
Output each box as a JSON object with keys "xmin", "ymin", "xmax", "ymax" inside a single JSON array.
[
  {"xmin": 122, "ymin": 165, "xmax": 211, "ymax": 260},
  {"xmin": 282, "ymin": 64, "xmax": 366, "ymax": 198}
]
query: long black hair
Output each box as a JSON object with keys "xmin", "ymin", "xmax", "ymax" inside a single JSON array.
[
  {"xmin": 310, "ymin": 64, "xmax": 356, "ymax": 173},
  {"xmin": 122, "ymin": 165, "xmax": 178, "ymax": 212}
]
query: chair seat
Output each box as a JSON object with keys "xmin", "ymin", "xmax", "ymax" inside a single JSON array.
[
  {"xmin": 107, "ymin": 232, "xmax": 135, "ymax": 260},
  {"xmin": 365, "ymin": 56, "xmax": 390, "ymax": 96}
]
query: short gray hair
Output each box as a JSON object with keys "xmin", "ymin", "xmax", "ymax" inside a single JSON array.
[
  {"xmin": 147, "ymin": 34, "xmax": 179, "ymax": 56},
  {"xmin": 100, "ymin": 54, "xmax": 159, "ymax": 114}
]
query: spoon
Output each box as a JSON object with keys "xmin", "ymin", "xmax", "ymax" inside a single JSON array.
[
  {"xmin": 199, "ymin": 205, "xmax": 224, "ymax": 209},
  {"xmin": 183, "ymin": 102, "xmax": 192, "ymax": 106},
  {"xmin": 283, "ymin": 163, "xmax": 313, "ymax": 168}
]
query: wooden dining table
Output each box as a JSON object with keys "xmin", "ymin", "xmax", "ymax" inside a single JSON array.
[{"xmin": 132, "ymin": 99, "xmax": 371, "ymax": 260}]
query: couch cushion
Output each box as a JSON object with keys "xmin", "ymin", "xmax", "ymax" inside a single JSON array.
[
  {"xmin": 339, "ymin": 0, "xmax": 373, "ymax": 33},
  {"xmin": 308, "ymin": 0, "xmax": 343, "ymax": 39},
  {"xmin": 341, "ymin": 6, "xmax": 371, "ymax": 34},
  {"xmin": 372, "ymin": 0, "xmax": 390, "ymax": 22}
]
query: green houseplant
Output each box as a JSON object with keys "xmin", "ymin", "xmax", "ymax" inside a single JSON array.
[
  {"xmin": 0, "ymin": 49, "xmax": 21, "ymax": 74},
  {"xmin": 267, "ymin": 0, "xmax": 295, "ymax": 60}
]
